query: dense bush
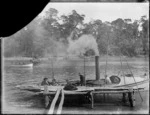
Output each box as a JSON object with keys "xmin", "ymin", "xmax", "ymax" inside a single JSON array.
[{"xmin": 3, "ymin": 8, "xmax": 149, "ymax": 58}]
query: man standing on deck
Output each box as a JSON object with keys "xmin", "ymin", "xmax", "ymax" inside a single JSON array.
[{"xmin": 79, "ymin": 73, "xmax": 86, "ymax": 86}]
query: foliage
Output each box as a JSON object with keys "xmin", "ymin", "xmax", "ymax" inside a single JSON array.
[{"xmin": 3, "ymin": 8, "xmax": 149, "ymax": 58}]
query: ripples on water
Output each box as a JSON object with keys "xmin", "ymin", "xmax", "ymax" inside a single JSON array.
[{"xmin": 2, "ymin": 59, "xmax": 149, "ymax": 114}]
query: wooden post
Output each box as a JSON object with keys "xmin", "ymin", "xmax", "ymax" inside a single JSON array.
[
  {"xmin": 44, "ymin": 85, "xmax": 49, "ymax": 108},
  {"xmin": 122, "ymin": 93, "xmax": 127, "ymax": 103},
  {"xmin": 128, "ymin": 90, "xmax": 135, "ymax": 107},
  {"xmin": 90, "ymin": 92, "xmax": 94, "ymax": 109},
  {"xmin": 132, "ymin": 91, "xmax": 135, "ymax": 107},
  {"xmin": 104, "ymin": 94, "xmax": 106, "ymax": 102}
]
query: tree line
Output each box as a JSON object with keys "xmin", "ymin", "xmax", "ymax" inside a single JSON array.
[{"xmin": 4, "ymin": 8, "xmax": 149, "ymax": 58}]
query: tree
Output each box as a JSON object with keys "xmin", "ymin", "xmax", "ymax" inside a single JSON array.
[
  {"xmin": 4, "ymin": 35, "xmax": 20, "ymax": 57},
  {"xmin": 139, "ymin": 15, "xmax": 149, "ymax": 55},
  {"xmin": 111, "ymin": 18, "xmax": 141, "ymax": 57},
  {"xmin": 59, "ymin": 10, "xmax": 85, "ymax": 39}
]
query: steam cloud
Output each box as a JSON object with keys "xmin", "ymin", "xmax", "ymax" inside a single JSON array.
[
  {"xmin": 34, "ymin": 19, "xmax": 99, "ymax": 58},
  {"xmin": 67, "ymin": 34, "xmax": 99, "ymax": 56},
  {"xmin": 33, "ymin": 21, "xmax": 67, "ymax": 57}
]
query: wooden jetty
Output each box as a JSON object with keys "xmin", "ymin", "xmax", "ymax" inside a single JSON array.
[
  {"xmin": 40, "ymin": 84, "xmax": 146, "ymax": 114},
  {"xmin": 17, "ymin": 56, "xmax": 149, "ymax": 114}
]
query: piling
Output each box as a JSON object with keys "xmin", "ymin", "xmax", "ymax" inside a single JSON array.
[
  {"xmin": 128, "ymin": 90, "xmax": 135, "ymax": 107},
  {"xmin": 90, "ymin": 91, "xmax": 94, "ymax": 109},
  {"xmin": 44, "ymin": 85, "xmax": 49, "ymax": 108}
]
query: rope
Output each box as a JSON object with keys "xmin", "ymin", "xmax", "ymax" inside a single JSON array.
[
  {"xmin": 121, "ymin": 51, "xmax": 143, "ymax": 102},
  {"xmin": 124, "ymin": 58, "xmax": 143, "ymax": 102},
  {"xmin": 119, "ymin": 55, "xmax": 126, "ymax": 85}
]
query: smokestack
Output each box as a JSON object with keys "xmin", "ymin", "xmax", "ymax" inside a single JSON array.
[{"xmin": 95, "ymin": 56, "xmax": 100, "ymax": 81}]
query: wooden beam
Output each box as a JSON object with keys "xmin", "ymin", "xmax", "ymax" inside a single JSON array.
[
  {"xmin": 122, "ymin": 93, "xmax": 127, "ymax": 103},
  {"xmin": 44, "ymin": 85, "xmax": 49, "ymax": 108},
  {"xmin": 38, "ymin": 88, "xmax": 144, "ymax": 95},
  {"xmin": 48, "ymin": 88, "xmax": 61, "ymax": 114},
  {"xmin": 128, "ymin": 91, "xmax": 136, "ymax": 107},
  {"xmin": 56, "ymin": 89, "xmax": 65, "ymax": 114},
  {"xmin": 93, "ymin": 91, "xmax": 132, "ymax": 94},
  {"xmin": 90, "ymin": 92, "xmax": 94, "ymax": 109}
]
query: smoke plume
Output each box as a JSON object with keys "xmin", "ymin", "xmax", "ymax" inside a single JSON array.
[
  {"xmin": 33, "ymin": 20, "xmax": 67, "ymax": 58},
  {"xmin": 67, "ymin": 34, "xmax": 99, "ymax": 56}
]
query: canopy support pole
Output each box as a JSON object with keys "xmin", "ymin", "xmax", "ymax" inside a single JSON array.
[{"xmin": 51, "ymin": 58, "xmax": 55, "ymax": 79}]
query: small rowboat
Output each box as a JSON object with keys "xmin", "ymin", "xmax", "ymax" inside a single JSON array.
[{"xmin": 22, "ymin": 63, "xmax": 33, "ymax": 67}]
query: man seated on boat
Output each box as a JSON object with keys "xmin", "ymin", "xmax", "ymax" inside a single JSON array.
[
  {"xmin": 41, "ymin": 77, "xmax": 59, "ymax": 86},
  {"xmin": 41, "ymin": 77, "xmax": 51, "ymax": 86},
  {"xmin": 51, "ymin": 78, "xmax": 58, "ymax": 86}
]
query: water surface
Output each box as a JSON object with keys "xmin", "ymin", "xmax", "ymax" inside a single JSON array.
[{"xmin": 2, "ymin": 58, "xmax": 149, "ymax": 114}]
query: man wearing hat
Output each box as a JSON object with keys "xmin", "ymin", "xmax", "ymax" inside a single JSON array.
[{"xmin": 41, "ymin": 77, "xmax": 51, "ymax": 86}]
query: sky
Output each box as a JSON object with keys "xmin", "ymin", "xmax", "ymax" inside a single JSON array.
[{"xmin": 39, "ymin": 3, "xmax": 149, "ymax": 23}]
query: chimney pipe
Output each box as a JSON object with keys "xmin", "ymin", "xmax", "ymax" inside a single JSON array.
[{"xmin": 95, "ymin": 56, "xmax": 100, "ymax": 81}]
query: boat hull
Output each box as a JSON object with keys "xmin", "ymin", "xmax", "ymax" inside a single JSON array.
[{"xmin": 16, "ymin": 78, "xmax": 149, "ymax": 94}]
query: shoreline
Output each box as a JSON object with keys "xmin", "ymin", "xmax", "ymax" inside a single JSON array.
[{"xmin": 3, "ymin": 55, "xmax": 149, "ymax": 61}]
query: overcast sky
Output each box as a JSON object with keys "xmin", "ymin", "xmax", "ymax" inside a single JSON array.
[{"xmin": 39, "ymin": 3, "xmax": 149, "ymax": 23}]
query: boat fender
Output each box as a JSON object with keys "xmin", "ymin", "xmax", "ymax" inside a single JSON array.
[{"xmin": 109, "ymin": 75, "xmax": 121, "ymax": 84}]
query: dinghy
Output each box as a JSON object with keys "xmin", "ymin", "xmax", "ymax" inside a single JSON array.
[{"xmin": 22, "ymin": 63, "xmax": 33, "ymax": 67}]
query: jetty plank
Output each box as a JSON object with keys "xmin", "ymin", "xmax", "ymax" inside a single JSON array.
[
  {"xmin": 56, "ymin": 89, "xmax": 65, "ymax": 114},
  {"xmin": 48, "ymin": 88, "xmax": 61, "ymax": 114}
]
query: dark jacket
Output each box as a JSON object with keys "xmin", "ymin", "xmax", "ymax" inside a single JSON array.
[{"xmin": 41, "ymin": 80, "xmax": 51, "ymax": 86}]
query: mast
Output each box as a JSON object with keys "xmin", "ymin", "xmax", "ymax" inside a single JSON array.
[
  {"xmin": 84, "ymin": 56, "xmax": 85, "ymax": 77},
  {"xmin": 83, "ymin": 55, "xmax": 86, "ymax": 85},
  {"xmin": 51, "ymin": 57, "xmax": 55, "ymax": 79},
  {"xmin": 104, "ymin": 32, "xmax": 109, "ymax": 84},
  {"xmin": 120, "ymin": 55, "xmax": 126, "ymax": 84}
]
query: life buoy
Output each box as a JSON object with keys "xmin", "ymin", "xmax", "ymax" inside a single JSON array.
[{"xmin": 109, "ymin": 75, "xmax": 121, "ymax": 84}]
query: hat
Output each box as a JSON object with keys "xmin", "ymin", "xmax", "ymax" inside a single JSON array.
[{"xmin": 43, "ymin": 77, "xmax": 48, "ymax": 81}]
